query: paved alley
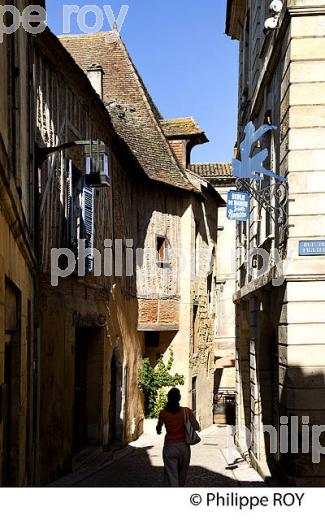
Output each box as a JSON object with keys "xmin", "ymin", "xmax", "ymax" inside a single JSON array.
[{"xmin": 52, "ymin": 424, "xmax": 265, "ymax": 488}]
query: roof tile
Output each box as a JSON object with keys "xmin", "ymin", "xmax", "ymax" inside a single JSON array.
[
  {"xmin": 60, "ymin": 32, "xmax": 194, "ymax": 191},
  {"xmin": 161, "ymin": 118, "xmax": 205, "ymax": 137},
  {"xmin": 190, "ymin": 163, "xmax": 233, "ymax": 177}
]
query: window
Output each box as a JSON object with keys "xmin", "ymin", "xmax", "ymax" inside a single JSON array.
[
  {"xmin": 67, "ymin": 160, "xmax": 94, "ymax": 273},
  {"xmin": 259, "ymin": 111, "xmax": 275, "ymax": 242},
  {"xmin": 156, "ymin": 236, "xmax": 169, "ymax": 267},
  {"xmin": 243, "ymin": 11, "xmax": 250, "ymax": 93},
  {"xmin": 81, "ymin": 181, "xmax": 94, "ymax": 273},
  {"xmin": 207, "ymin": 248, "xmax": 215, "ymax": 305},
  {"xmin": 195, "ymin": 220, "xmax": 200, "ymax": 275},
  {"xmin": 192, "ymin": 377, "xmax": 197, "ymax": 415},
  {"xmin": 157, "ymin": 237, "xmax": 166, "ymax": 261},
  {"xmin": 193, "ymin": 304, "xmax": 199, "ymax": 353},
  {"xmin": 145, "ymin": 331, "xmax": 160, "ymax": 348},
  {"xmin": 207, "ymin": 273, "xmax": 213, "ymax": 305},
  {"xmin": 67, "ymin": 161, "xmax": 82, "ymax": 253}
]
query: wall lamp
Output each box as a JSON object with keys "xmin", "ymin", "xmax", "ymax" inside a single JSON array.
[{"xmin": 35, "ymin": 139, "xmax": 110, "ymax": 188}]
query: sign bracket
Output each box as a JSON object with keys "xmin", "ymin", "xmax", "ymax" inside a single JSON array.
[{"xmin": 235, "ymin": 178, "xmax": 289, "ymax": 230}]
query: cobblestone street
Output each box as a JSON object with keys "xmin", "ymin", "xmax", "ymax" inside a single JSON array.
[{"xmin": 52, "ymin": 424, "xmax": 265, "ymax": 487}]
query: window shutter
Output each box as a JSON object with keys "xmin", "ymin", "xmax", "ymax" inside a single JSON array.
[
  {"xmin": 67, "ymin": 160, "xmax": 73, "ymax": 246},
  {"xmin": 82, "ymin": 180, "xmax": 94, "ymax": 273}
]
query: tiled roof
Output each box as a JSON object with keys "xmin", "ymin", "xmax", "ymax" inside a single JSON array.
[
  {"xmin": 161, "ymin": 118, "xmax": 206, "ymax": 138},
  {"xmin": 190, "ymin": 163, "xmax": 233, "ymax": 177},
  {"xmin": 59, "ymin": 32, "xmax": 195, "ymax": 192}
]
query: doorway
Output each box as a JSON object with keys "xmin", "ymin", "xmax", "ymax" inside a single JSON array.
[
  {"xmin": 3, "ymin": 343, "xmax": 13, "ymax": 486},
  {"xmin": 73, "ymin": 327, "xmax": 104, "ymax": 453},
  {"xmin": 108, "ymin": 352, "xmax": 117, "ymax": 444},
  {"xmin": 2, "ymin": 280, "xmax": 21, "ymax": 486}
]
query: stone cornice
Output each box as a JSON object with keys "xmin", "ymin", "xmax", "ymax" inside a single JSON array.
[
  {"xmin": 287, "ymin": 0, "xmax": 325, "ymax": 15},
  {"xmin": 233, "ymin": 269, "xmax": 325, "ymax": 303},
  {"xmin": 233, "ymin": 267, "xmax": 278, "ymax": 303}
]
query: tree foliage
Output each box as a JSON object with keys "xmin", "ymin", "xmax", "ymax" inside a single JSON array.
[{"xmin": 138, "ymin": 351, "xmax": 184, "ymax": 418}]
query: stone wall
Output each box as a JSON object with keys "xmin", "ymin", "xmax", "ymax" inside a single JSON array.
[
  {"xmin": 0, "ymin": 0, "xmax": 36, "ymax": 486},
  {"xmin": 228, "ymin": 0, "xmax": 325, "ymax": 484},
  {"xmin": 214, "ymin": 185, "xmax": 236, "ymax": 392},
  {"xmin": 189, "ymin": 190, "xmax": 220, "ymax": 428}
]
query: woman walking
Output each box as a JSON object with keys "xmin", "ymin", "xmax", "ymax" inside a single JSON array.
[{"xmin": 156, "ymin": 388, "xmax": 200, "ymax": 487}]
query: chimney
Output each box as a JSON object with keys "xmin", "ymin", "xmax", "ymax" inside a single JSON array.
[
  {"xmin": 87, "ymin": 64, "xmax": 104, "ymax": 100},
  {"xmin": 169, "ymin": 140, "xmax": 187, "ymax": 168},
  {"xmin": 161, "ymin": 118, "xmax": 208, "ymax": 169}
]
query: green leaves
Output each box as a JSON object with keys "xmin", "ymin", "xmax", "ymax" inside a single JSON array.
[{"xmin": 138, "ymin": 351, "xmax": 185, "ymax": 418}]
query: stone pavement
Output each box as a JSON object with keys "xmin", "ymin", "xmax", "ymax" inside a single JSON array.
[{"xmin": 51, "ymin": 424, "xmax": 265, "ymax": 487}]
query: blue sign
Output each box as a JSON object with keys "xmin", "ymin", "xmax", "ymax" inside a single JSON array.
[
  {"xmin": 227, "ymin": 191, "xmax": 250, "ymax": 221},
  {"xmin": 232, "ymin": 122, "xmax": 287, "ymax": 183},
  {"xmin": 299, "ymin": 241, "xmax": 325, "ymax": 256}
]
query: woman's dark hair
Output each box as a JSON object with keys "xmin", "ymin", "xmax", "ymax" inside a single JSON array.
[{"xmin": 165, "ymin": 387, "xmax": 181, "ymax": 414}]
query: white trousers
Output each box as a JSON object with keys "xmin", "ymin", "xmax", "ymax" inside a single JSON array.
[{"xmin": 163, "ymin": 443, "xmax": 191, "ymax": 487}]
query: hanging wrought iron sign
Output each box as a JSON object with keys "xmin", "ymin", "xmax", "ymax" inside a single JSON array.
[
  {"xmin": 233, "ymin": 122, "xmax": 287, "ymax": 182},
  {"xmin": 232, "ymin": 121, "xmax": 289, "ymax": 229},
  {"xmin": 227, "ymin": 190, "xmax": 250, "ymax": 221}
]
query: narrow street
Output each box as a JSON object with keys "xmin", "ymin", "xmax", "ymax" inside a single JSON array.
[
  {"xmin": 51, "ymin": 423, "xmax": 265, "ymax": 487},
  {"xmin": 4, "ymin": 0, "xmax": 325, "ymax": 499}
]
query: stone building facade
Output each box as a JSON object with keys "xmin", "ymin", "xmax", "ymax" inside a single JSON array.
[
  {"xmin": 1, "ymin": 17, "xmax": 226, "ymax": 485},
  {"xmin": 226, "ymin": 0, "xmax": 325, "ymax": 484},
  {"xmin": 0, "ymin": 0, "xmax": 40, "ymax": 486},
  {"xmin": 61, "ymin": 32, "xmax": 225, "ymax": 432},
  {"xmin": 35, "ymin": 29, "xmax": 203, "ymax": 484},
  {"xmin": 190, "ymin": 163, "xmax": 237, "ymax": 424},
  {"xmin": 34, "ymin": 29, "xmax": 122, "ymax": 484}
]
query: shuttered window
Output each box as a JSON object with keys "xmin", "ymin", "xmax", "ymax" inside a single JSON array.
[
  {"xmin": 82, "ymin": 157, "xmax": 94, "ymax": 273},
  {"xmin": 67, "ymin": 160, "xmax": 74, "ymax": 248},
  {"xmin": 66, "ymin": 159, "xmax": 94, "ymax": 274}
]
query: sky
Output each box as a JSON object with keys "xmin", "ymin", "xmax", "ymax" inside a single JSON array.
[{"xmin": 46, "ymin": 0, "xmax": 239, "ymax": 164}]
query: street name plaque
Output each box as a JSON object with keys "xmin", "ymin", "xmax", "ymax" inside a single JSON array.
[
  {"xmin": 299, "ymin": 240, "xmax": 325, "ymax": 256},
  {"xmin": 227, "ymin": 191, "xmax": 250, "ymax": 221}
]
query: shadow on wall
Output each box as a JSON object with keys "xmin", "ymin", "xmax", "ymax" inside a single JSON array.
[
  {"xmin": 214, "ymin": 368, "xmax": 223, "ymax": 393},
  {"xmin": 246, "ymin": 285, "xmax": 325, "ymax": 485},
  {"xmin": 278, "ymin": 367, "xmax": 325, "ymax": 486},
  {"xmin": 145, "ymin": 331, "xmax": 178, "ymax": 367}
]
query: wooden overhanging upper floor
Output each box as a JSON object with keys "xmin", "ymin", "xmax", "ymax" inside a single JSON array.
[{"xmin": 226, "ymin": 0, "xmax": 246, "ymax": 40}]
